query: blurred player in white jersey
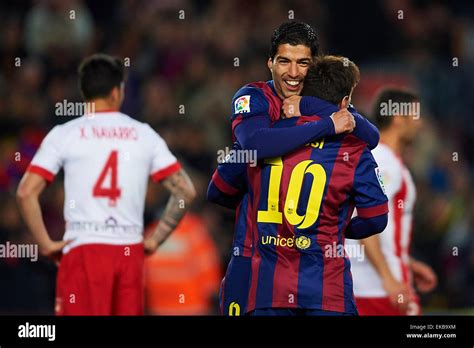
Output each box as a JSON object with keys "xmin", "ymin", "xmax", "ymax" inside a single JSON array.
[
  {"xmin": 348, "ymin": 89, "xmax": 437, "ymax": 315},
  {"xmin": 16, "ymin": 54, "xmax": 196, "ymax": 315}
]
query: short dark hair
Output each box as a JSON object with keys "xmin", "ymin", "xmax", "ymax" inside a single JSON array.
[
  {"xmin": 372, "ymin": 88, "xmax": 419, "ymax": 130},
  {"xmin": 269, "ymin": 21, "xmax": 319, "ymax": 60},
  {"xmin": 302, "ymin": 55, "xmax": 360, "ymax": 104},
  {"xmin": 78, "ymin": 54, "xmax": 124, "ymax": 101}
]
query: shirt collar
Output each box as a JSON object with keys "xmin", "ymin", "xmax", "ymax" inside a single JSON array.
[
  {"xmin": 304, "ymin": 96, "xmax": 340, "ymax": 118},
  {"xmin": 267, "ymin": 80, "xmax": 279, "ymax": 99}
]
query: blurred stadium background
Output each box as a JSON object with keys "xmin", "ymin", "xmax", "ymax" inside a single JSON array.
[{"xmin": 0, "ymin": 0, "xmax": 473, "ymax": 315}]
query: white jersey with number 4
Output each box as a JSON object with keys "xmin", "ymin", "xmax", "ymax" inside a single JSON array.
[
  {"xmin": 27, "ymin": 111, "xmax": 181, "ymax": 253},
  {"xmin": 348, "ymin": 143, "xmax": 416, "ymax": 297}
]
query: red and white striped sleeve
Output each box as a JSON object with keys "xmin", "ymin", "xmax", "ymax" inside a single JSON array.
[
  {"xmin": 27, "ymin": 126, "xmax": 64, "ymax": 183},
  {"xmin": 145, "ymin": 125, "xmax": 181, "ymax": 183}
]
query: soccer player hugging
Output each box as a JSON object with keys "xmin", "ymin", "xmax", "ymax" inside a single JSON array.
[
  {"xmin": 245, "ymin": 55, "xmax": 389, "ymax": 316},
  {"xmin": 208, "ymin": 20, "xmax": 388, "ymax": 316}
]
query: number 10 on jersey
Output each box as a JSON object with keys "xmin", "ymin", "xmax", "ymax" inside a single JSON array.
[{"xmin": 257, "ymin": 157, "xmax": 326, "ymax": 229}]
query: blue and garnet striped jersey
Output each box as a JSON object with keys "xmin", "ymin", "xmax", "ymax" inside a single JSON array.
[
  {"xmin": 246, "ymin": 128, "xmax": 388, "ymax": 312},
  {"xmin": 242, "ymin": 104, "xmax": 388, "ymax": 313},
  {"xmin": 230, "ymin": 81, "xmax": 282, "ymax": 140},
  {"xmin": 226, "ymin": 80, "xmax": 283, "ymax": 258},
  {"xmin": 209, "ymin": 126, "xmax": 388, "ymax": 313},
  {"xmin": 209, "ymin": 81, "xmax": 382, "ymax": 261},
  {"xmin": 207, "ymin": 142, "xmax": 253, "ymax": 257}
]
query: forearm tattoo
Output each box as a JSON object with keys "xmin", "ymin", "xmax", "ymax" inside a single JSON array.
[{"xmin": 154, "ymin": 169, "xmax": 195, "ymax": 244}]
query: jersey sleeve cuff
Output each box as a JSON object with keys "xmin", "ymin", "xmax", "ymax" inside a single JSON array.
[
  {"xmin": 151, "ymin": 162, "xmax": 181, "ymax": 182},
  {"xmin": 320, "ymin": 116, "xmax": 335, "ymax": 136},
  {"xmin": 356, "ymin": 202, "xmax": 389, "ymax": 218},
  {"xmin": 211, "ymin": 170, "xmax": 239, "ymax": 196},
  {"xmin": 26, "ymin": 164, "xmax": 55, "ymax": 183}
]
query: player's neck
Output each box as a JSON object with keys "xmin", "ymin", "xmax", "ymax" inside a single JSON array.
[
  {"xmin": 88, "ymin": 99, "xmax": 119, "ymax": 112},
  {"xmin": 380, "ymin": 131, "xmax": 402, "ymax": 156}
]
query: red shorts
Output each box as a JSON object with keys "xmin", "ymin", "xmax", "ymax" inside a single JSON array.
[
  {"xmin": 356, "ymin": 295, "xmax": 421, "ymax": 316},
  {"xmin": 56, "ymin": 243, "xmax": 144, "ymax": 315}
]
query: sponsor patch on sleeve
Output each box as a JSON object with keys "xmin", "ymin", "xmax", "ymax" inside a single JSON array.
[
  {"xmin": 234, "ymin": 95, "xmax": 251, "ymax": 114},
  {"xmin": 375, "ymin": 167, "xmax": 386, "ymax": 195}
]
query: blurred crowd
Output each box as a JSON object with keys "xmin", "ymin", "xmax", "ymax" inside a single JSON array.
[{"xmin": 0, "ymin": 0, "xmax": 473, "ymax": 314}]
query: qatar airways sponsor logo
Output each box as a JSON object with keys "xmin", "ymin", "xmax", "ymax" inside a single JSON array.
[{"xmin": 79, "ymin": 126, "xmax": 138, "ymax": 140}]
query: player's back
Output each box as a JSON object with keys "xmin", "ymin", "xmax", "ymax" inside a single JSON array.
[
  {"xmin": 28, "ymin": 111, "xmax": 180, "ymax": 253},
  {"xmin": 246, "ymin": 114, "xmax": 381, "ymax": 313}
]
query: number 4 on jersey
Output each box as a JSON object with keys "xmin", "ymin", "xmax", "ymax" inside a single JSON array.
[{"xmin": 93, "ymin": 150, "xmax": 121, "ymax": 206}]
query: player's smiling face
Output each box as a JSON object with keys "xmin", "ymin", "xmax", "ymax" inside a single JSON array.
[{"xmin": 268, "ymin": 44, "xmax": 312, "ymax": 99}]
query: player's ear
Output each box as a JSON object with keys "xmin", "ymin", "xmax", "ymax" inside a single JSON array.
[
  {"xmin": 267, "ymin": 58, "xmax": 273, "ymax": 72},
  {"xmin": 110, "ymin": 86, "xmax": 120, "ymax": 103},
  {"xmin": 340, "ymin": 96, "xmax": 350, "ymax": 109}
]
